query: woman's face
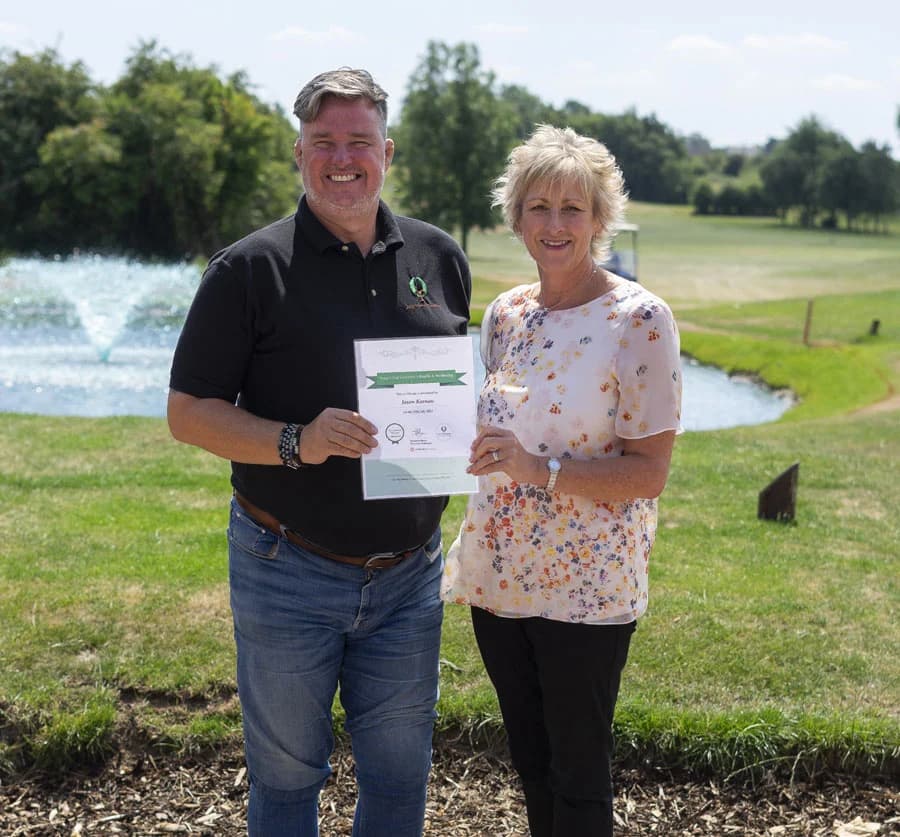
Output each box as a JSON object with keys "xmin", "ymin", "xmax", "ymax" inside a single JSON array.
[{"xmin": 516, "ymin": 178, "xmax": 602, "ymax": 276}]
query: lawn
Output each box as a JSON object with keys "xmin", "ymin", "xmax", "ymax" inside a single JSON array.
[
  {"xmin": 466, "ymin": 201, "xmax": 900, "ymax": 313},
  {"xmin": 1, "ymin": 206, "xmax": 898, "ymax": 779}
]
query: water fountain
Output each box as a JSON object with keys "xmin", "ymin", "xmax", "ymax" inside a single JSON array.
[
  {"xmin": 0, "ymin": 255, "xmax": 794, "ymax": 427},
  {"xmin": 0, "ymin": 255, "xmax": 201, "ymax": 417}
]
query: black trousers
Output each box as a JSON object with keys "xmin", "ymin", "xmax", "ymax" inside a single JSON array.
[{"xmin": 471, "ymin": 607, "xmax": 636, "ymax": 837}]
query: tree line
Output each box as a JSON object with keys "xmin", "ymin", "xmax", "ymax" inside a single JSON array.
[
  {"xmin": 1, "ymin": 41, "xmax": 898, "ymax": 259},
  {"xmin": 0, "ymin": 42, "xmax": 297, "ymax": 259},
  {"xmin": 693, "ymin": 117, "xmax": 899, "ymax": 231}
]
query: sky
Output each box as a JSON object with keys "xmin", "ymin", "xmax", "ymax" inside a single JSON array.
[{"xmin": 2, "ymin": 0, "xmax": 898, "ymax": 156}]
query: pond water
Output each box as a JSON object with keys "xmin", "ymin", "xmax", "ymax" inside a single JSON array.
[{"xmin": 0, "ymin": 257, "xmax": 793, "ymax": 429}]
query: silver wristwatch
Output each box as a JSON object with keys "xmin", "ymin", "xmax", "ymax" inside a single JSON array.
[{"xmin": 545, "ymin": 457, "xmax": 561, "ymax": 491}]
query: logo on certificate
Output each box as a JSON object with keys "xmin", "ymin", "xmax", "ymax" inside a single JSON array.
[{"xmin": 385, "ymin": 423, "xmax": 405, "ymax": 444}]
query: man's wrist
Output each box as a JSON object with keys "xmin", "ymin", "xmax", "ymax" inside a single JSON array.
[
  {"xmin": 278, "ymin": 422, "xmax": 307, "ymax": 469},
  {"xmin": 294, "ymin": 424, "xmax": 307, "ymax": 466}
]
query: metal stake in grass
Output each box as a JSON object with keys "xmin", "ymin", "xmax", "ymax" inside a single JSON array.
[{"xmin": 803, "ymin": 300, "xmax": 814, "ymax": 346}]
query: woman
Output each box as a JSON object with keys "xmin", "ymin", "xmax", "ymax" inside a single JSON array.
[{"xmin": 442, "ymin": 125, "xmax": 682, "ymax": 837}]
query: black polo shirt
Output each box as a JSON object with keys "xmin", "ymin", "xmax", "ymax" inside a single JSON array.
[{"xmin": 170, "ymin": 196, "xmax": 471, "ymax": 555}]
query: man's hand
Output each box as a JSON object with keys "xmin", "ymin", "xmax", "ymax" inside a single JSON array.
[{"xmin": 299, "ymin": 408, "xmax": 379, "ymax": 464}]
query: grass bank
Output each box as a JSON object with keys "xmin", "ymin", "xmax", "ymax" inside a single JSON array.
[
  {"xmin": 2, "ymin": 403, "xmax": 896, "ymax": 781},
  {"xmin": 2, "ymin": 210, "xmax": 899, "ymax": 782}
]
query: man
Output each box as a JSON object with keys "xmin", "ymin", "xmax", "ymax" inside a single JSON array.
[{"xmin": 167, "ymin": 68, "xmax": 470, "ymax": 836}]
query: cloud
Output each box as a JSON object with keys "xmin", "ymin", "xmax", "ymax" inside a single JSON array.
[
  {"xmin": 270, "ymin": 25, "xmax": 363, "ymax": 45},
  {"xmin": 743, "ymin": 33, "xmax": 846, "ymax": 53},
  {"xmin": 474, "ymin": 23, "xmax": 529, "ymax": 36},
  {"xmin": 811, "ymin": 73, "xmax": 878, "ymax": 92},
  {"xmin": 667, "ymin": 35, "xmax": 733, "ymax": 59}
]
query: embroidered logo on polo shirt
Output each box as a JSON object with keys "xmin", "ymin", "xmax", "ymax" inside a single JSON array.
[
  {"xmin": 405, "ymin": 274, "xmax": 440, "ymax": 311},
  {"xmin": 409, "ymin": 276, "xmax": 427, "ymax": 301}
]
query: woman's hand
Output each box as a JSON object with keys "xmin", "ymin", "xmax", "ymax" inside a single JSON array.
[
  {"xmin": 467, "ymin": 426, "xmax": 677, "ymax": 500},
  {"xmin": 467, "ymin": 427, "xmax": 544, "ymax": 486}
]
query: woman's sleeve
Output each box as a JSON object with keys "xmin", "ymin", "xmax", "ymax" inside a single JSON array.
[
  {"xmin": 614, "ymin": 297, "xmax": 683, "ymax": 438},
  {"xmin": 479, "ymin": 299, "xmax": 499, "ymax": 372}
]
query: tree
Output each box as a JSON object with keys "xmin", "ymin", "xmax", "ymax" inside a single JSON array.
[
  {"xmin": 682, "ymin": 133, "xmax": 712, "ymax": 157},
  {"xmin": 101, "ymin": 41, "xmax": 298, "ymax": 257},
  {"xmin": 715, "ymin": 183, "xmax": 745, "ymax": 215},
  {"xmin": 104, "ymin": 75, "xmax": 225, "ymax": 257},
  {"xmin": 211, "ymin": 85, "xmax": 298, "ymax": 249},
  {"xmin": 858, "ymin": 141, "xmax": 899, "ymax": 232},
  {"xmin": 393, "ymin": 41, "xmax": 517, "ymax": 253},
  {"xmin": 817, "ymin": 142, "xmax": 863, "ymax": 230},
  {"xmin": 0, "ymin": 48, "xmax": 97, "ymax": 249},
  {"xmin": 564, "ymin": 108, "xmax": 691, "ymax": 204},
  {"xmin": 723, "ymin": 153, "xmax": 745, "ymax": 177},
  {"xmin": 692, "ymin": 181, "xmax": 714, "ymax": 215},
  {"xmin": 561, "ymin": 100, "xmax": 591, "ymax": 118},
  {"xmin": 1, "ymin": 41, "xmax": 297, "ymax": 258},
  {"xmin": 499, "ymin": 84, "xmax": 559, "ymax": 141},
  {"xmin": 742, "ymin": 183, "xmax": 773, "ymax": 217},
  {"xmin": 762, "ymin": 117, "xmax": 846, "ymax": 226},
  {"xmin": 30, "ymin": 119, "xmax": 130, "ymax": 251},
  {"xmin": 760, "ymin": 146, "xmax": 807, "ymax": 222}
]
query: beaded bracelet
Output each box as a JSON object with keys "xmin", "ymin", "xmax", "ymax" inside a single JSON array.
[{"xmin": 278, "ymin": 422, "xmax": 305, "ymax": 469}]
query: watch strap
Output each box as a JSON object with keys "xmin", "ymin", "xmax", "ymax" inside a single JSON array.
[{"xmin": 545, "ymin": 458, "xmax": 560, "ymax": 491}]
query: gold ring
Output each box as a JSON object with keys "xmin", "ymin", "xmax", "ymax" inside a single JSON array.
[{"xmin": 492, "ymin": 450, "xmax": 500, "ymax": 463}]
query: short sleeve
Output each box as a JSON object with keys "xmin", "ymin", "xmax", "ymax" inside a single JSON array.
[
  {"xmin": 168, "ymin": 256, "xmax": 253, "ymax": 402},
  {"xmin": 479, "ymin": 299, "xmax": 499, "ymax": 372},
  {"xmin": 614, "ymin": 296, "xmax": 683, "ymax": 438}
]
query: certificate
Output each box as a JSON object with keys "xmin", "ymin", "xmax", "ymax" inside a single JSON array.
[{"xmin": 355, "ymin": 335, "xmax": 479, "ymax": 500}]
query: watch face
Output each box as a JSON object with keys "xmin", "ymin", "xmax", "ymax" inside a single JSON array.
[{"xmin": 548, "ymin": 458, "xmax": 561, "ymax": 473}]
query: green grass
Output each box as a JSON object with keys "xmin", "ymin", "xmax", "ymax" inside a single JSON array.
[
  {"xmin": 465, "ymin": 202, "xmax": 900, "ymax": 317},
  {"xmin": 4, "ymin": 403, "xmax": 896, "ymax": 779},
  {"xmin": 437, "ymin": 407, "xmax": 900, "ymax": 777},
  {"xmin": 2, "ymin": 205, "xmax": 900, "ymax": 780}
]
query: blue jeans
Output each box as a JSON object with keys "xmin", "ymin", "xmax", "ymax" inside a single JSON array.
[{"xmin": 227, "ymin": 498, "xmax": 444, "ymax": 837}]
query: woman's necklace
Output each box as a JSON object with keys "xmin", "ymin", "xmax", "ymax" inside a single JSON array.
[{"xmin": 538, "ymin": 262, "xmax": 602, "ymax": 312}]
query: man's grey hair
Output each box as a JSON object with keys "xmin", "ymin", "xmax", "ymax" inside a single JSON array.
[{"xmin": 293, "ymin": 68, "xmax": 388, "ymax": 137}]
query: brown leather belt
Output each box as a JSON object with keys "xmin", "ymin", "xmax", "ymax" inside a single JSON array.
[{"xmin": 233, "ymin": 491, "xmax": 419, "ymax": 569}]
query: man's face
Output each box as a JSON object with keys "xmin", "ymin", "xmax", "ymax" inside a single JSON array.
[{"xmin": 294, "ymin": 97, "xmax": 394, "ymax": 227}]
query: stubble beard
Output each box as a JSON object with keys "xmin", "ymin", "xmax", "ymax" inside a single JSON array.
[
  {"xmin": 306, "ymin": 188, "xmax": 380, "ymax": 218},
  {"xmin": 303, "ymin": 171, "xmax": 385, "ymax": 221}
]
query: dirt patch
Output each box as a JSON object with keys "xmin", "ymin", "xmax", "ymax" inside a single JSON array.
[
  {"xmin": 1, "ymin": 740, "xmax": 897, "ymax": 835},
  {"xmin": 853, "ymin": 391, "xmax": 900, "ymax": 416}
]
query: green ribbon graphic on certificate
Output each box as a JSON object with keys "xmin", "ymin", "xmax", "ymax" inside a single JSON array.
[
  {"xmin": 354, "ymin": 336, "xmax": 479, "ymax": 500},
  {"xmin": 367, "ymin": 369, "xmax": 467, "ymax": 388}
]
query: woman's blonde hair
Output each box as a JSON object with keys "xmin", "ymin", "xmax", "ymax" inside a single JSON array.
[{"xmin": 491, "ymin": 124, "xmax": 627, "ymax": 260}]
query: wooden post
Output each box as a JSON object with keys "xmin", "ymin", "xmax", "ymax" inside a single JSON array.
[
  {"xmin": 758, "ymin": 463, "xmax": 799, "ymax": 522},
  {"xmin": 802, "ymin": 300, "xmax": 814, "ymax": 346}
]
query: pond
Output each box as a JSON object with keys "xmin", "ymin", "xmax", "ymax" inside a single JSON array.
[{"xmin": 0, "ymin": 257, "xmax": 793, "ymax": 429}]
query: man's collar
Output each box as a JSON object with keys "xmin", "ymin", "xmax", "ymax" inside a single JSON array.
[{"xmin": 296, "ymin": 195, "xmax": 403, "ymax": 255}]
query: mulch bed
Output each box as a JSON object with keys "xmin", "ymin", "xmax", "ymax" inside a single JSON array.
[{"xmin": 1, "ymin": 739, "xmax": 897, "ymax": 835}]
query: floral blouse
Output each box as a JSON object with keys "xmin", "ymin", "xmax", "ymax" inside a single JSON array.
[{"xmin": 441, "ymin": 281, "xmax": 683, "ymax": 624}]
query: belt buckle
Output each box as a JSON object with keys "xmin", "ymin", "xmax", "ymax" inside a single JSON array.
[
  {"xmin": 363, "ymin": 549, "xmax": 405, "ymax": 569},
  {"xmin": 367, "ymin": 551, "xmax": 399, "ymax": 560}
]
